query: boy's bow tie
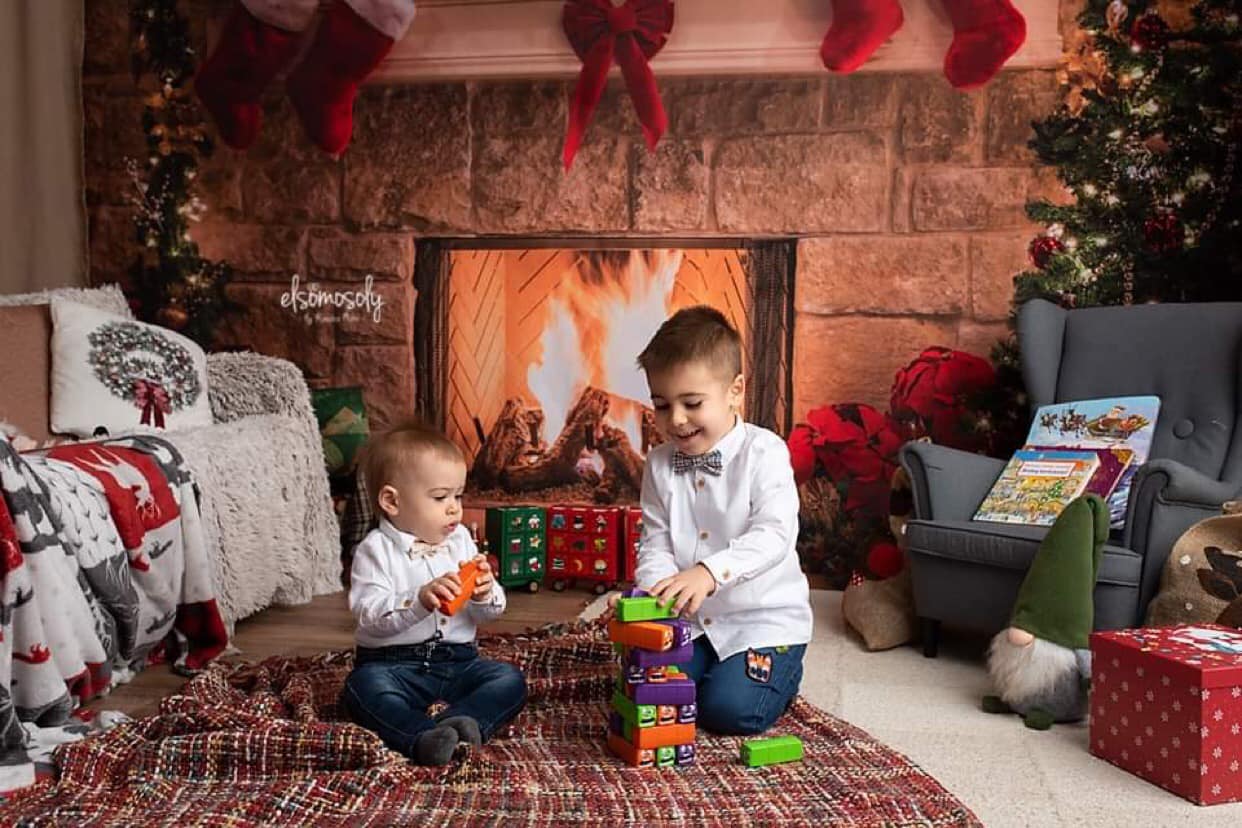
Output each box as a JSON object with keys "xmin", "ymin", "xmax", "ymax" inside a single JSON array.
[
  {"xmin": 408, "ymin": 540, "xmax": 447, "ymax": 559},
  {"xmin": 672, "ymin": 449, "xmax": 723, "ymax": 476}
]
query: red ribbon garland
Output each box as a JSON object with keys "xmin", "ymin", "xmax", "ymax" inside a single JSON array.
[
  {"xmin": 133, "ymin": 379, "xmax": 171, "ymax": 429},
  {"xmin": 561, "ymin": 0, "xmax": 674, "ymax": 170}
]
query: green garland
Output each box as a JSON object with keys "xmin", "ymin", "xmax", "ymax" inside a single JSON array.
[{"xmin": 127, "ymin": 0, "xmax": 231, "ymax": 347}]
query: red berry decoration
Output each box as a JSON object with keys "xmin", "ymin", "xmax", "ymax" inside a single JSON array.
[
  {"xmin": 1028, "ymin": 235, "xmax": 1066, "ymax": 269},
  {"xmin": 866, "ymin": 539, "xmax": 904, "ymax": 580},
  {"xmin": 1143, "ymin": 210, "xmax": 1183, "ymax": 253},
  {"xmin": 1130, "ymin": 13, "xmax": 1170, "ymax": 51}
]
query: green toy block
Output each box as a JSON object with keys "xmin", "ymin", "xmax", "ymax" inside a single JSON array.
[
  {"xmin": 615, "ymin": 596, "xmax": 676, "ymax": 622},
  {"xmin": 740, "ymin": 735, "xmax": 803, "ymax": 767},
  {"xmin": 656, "ymin": 746, "xmax": 676, "ymax": 768},
  {"xmin": 611, "ymin": 690, "xmax": 656, "ymax": 729}
]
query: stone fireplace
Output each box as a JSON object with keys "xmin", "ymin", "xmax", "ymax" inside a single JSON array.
[{"xmin": 412, "ymin": 240, "xmax": 793, "ymax": 504}]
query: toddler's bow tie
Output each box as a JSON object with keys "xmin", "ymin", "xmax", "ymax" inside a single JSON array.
[
  {"xmin": 409, "ymin": 540, "xmax": 447, "ymax": 559},
  {"xmin": 672, "ymin": 449, "xmax": 723, "ymax": 476}
]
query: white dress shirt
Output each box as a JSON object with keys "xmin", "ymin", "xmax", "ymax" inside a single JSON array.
[
  {"xmin": 634, "ymin": 417, "xmax": 812, "ymax": 661},
  {"xmin": 349, "ymin": 519, "xmax": 506, "ymax": 648}
]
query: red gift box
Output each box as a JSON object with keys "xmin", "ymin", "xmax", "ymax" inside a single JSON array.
[{"xmin": 1090, "ymin": 625, "xmax": 1242, "ymax": 805}]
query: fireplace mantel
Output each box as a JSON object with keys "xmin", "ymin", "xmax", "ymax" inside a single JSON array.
[{"xmin": 373, "ymin": 0, "xmax": 1060, "ymax": 83}]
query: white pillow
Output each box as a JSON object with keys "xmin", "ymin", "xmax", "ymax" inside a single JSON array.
[{"xmin": 49, "ymin": 298, "xmax": 213, "ymax": 436}]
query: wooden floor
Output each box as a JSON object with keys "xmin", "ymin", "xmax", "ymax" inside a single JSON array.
[{"xmin": 88, "ymin": 588, "xmax": 595, "ymax": 719}]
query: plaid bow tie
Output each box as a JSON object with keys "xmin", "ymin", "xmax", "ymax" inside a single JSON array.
[
  {"xmin": 672, "ymin": 449, "xmax": 723, "ymax": 476},
  {"xmin": 409, "ymin": 540, "xmax": 447, "ymax": 559}
]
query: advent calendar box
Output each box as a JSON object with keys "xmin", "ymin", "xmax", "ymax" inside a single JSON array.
[{"xmin": 1090, "ymin": 625, "xmax": 1242, "ymax": 805}]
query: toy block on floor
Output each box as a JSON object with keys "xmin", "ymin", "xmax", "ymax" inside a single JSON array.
[
  {"xmin": 615, "ymin": 596, "xmax": 676, "ymax": 623},
  {"xmin": 740, "ymin": 735, "xmax": 803, "ymax": 767},
  {"xmin": 438, "ymin": 560, "xmax": 479, "ymax": 616},
  {"xmin": 607, "ymin": 732, "xmax": 656, "ymax": 768}
]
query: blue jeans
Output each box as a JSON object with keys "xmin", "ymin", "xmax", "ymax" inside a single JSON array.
[
  {"xmin": 683, "ymin": 638, "xmax": 805, "ymax": 736},
  {"xmin": 341, "ymin": 640, "xmax": 527, "ymax": 758}
]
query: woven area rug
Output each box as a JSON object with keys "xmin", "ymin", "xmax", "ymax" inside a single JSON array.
[{"xmin": 0, "ymin": 620, "xmax": 980, "ymax": 826}]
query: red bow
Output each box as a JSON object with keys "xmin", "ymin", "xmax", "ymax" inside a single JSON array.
[
  {"xmin": 561, "ymin": 0, "xmax": 674, "ymax": 169},
  {"xmin": 133, "ymin": 379, "xmax": 171, "ymax": 429}
]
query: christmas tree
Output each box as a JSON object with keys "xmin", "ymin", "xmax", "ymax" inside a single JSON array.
[
  {"xmin": 127, "ymin": 0, "xmax": 231, "ymax": 347},
  {"xmin": 1014, "ymin": 0, "xmax": 1240, "ymax": 307}
]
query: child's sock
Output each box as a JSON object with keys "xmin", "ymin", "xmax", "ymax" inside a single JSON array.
[
  {"xmin": 413, "ymin": 724, "xmax": 459, "ymax": 765},
  {"xmin": 438, "ymin": 715, "xmax": 482, "ymax": 748}
]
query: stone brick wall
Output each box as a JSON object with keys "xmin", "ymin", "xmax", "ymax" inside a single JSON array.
[{"xmin": 82, "ymin": 0, "xmax": 1073, "ymax": 431}]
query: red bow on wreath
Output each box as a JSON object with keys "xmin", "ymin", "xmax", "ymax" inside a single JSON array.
[
  {"xmin": 561, "ymin": 0, "xmax": 674, "ymax": 170},
  {"xmin": 133, "ymin": 379, "xmax": 171, "ymax": 429}
]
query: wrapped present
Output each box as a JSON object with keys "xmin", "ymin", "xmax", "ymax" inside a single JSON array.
[{"xmin": 1090, "ymin": 625, "xmax": 1242, "ymax": 805}]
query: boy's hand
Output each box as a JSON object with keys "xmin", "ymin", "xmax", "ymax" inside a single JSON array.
[
  {"xmin": 471, "ymin": 555, "xmax": 494, "ymax": 601},
  {"xmin": 651, "ymin": 564, "xmax": 717, "ymax": 616},
  {"xmin": 419, "ymin": 571, "xmax": 462, "ymax": 612}
]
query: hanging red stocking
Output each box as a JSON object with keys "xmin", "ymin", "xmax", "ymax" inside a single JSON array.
[
  {"xmin": 820, "ymin": 0, "xmax": 904, "ymax": 74},
  {"xmin": 194, "ymin": 0, "xmax": 315, "ymax": 150},
  {"xmin": 940, "ymin": 0, "xmax": 1026, "ymax": 90},
  {"xmin": 286, "ymin": 0, "xmax": 418, "ymax": 156},
  {"xmin": 561, "ymin": 0, "xmax": 674, "ymax": 170}
]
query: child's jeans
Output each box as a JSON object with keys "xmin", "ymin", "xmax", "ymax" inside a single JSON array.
[
  {"xmin": 341, "ymin": 639, "xmax": 527, "ymax": 758},
  {"xmin": 683, "ymin": 637, "xmax": 805, "ymax": 735}
]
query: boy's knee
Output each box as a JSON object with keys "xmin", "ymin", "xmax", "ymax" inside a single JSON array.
[{"xmin": 485, "ymin": 661, "xmax": 527, "ymax": 698}]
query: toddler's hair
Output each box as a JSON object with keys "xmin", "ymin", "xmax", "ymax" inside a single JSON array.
[
  {"xmin": 637, "ymin": 305, "xmax": 742, "ymax": 380},
  {"xmin": 362, "ymin": 419, "xmax": 464, "ymax": 505}
]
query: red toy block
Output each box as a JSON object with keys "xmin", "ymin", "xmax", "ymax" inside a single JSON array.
[
  {"xmin": 438, "ymin": 560, "xmax": 479, "ymax": 617},
  {"xmin": 608, "ymin": 619, "xmax": 675, "ymax": 651}
]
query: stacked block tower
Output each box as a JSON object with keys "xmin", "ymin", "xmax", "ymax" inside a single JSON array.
[{"xmin": 606, "ymin": 590, "xmax": 697, "ymax": 768}]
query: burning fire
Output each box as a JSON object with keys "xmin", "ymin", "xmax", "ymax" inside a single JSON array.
[{"xmin": 526, "ymin": 250, "xmax": 682, "ymax": 451}]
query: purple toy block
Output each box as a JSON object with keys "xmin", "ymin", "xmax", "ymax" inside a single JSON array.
[
  {"xmin": 656, "ymin": 619, "xmax": 693, "ymax": 648},
  {"xmin": 625, "ymin": 640, "xmax": 693, "ymax": 669},
  {"xmin": 624, "ymin": 663, "xmax": 646, "ymax": 685},
  {"xmin": 622, "ymin": 587, "xmax": 649, "ymax": 599},
  {"xmin": 677, "ymin": 702, "xmax": 697, "ymax": 724},
  {"xmin": 676, "ymin": 744, "xmax": 696, "ymax": 766},
  {"xmin": 609, "ymin": 711, "xmax": 624, "ymax": 736},
  {"xmin": 628, "ymin": 676, "xmax": 697, "ymax": 706}
]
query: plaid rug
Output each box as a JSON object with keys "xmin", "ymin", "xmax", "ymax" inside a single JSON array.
[{"xmin": 0, "ymin": 620, "xmax": 980, "ymax": 826}]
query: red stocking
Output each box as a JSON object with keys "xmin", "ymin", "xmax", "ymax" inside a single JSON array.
[
  {"xmin": 193, "ymin": 3, "xmax": 304, "ymax": 150},
  {"xmin": 820, "ymin": 0, "xmax": 904, "ymax": 74},
  {"xmin": 285, "ymin": 1, "xmax": 401, "ymax": 156},
  {"xmin": 940, "ymin": 0, "xmax": 1026, "ymax": 90}
]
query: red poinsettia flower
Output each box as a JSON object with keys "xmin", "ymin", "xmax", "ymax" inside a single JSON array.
[
  {"xmin": 787, "ymin": 423, "xmax": 818, "ymax": 485},
  {"xmin": 890, "ymin": 347, "xmax": 995, "ymax": 451},
  {"xmin": 791, "ymin": 403, "xmax": 902, "ymax": 515}
]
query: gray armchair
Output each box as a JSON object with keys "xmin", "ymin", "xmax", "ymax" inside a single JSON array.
[{"xmin": 901, "ymin": 298, "xmax": 1242, "ymax": 657}]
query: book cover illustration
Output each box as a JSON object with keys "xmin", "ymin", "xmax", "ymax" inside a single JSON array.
[
  {"xmin": 1031, "ymin": 445, "xmax": 1134, "ymax": 502},
  {"xmin": 974, "ymin": 450, "xmax": 1101, "ymax": 526},
  {"xmin": 1024, "ymin": 396, "xmax": 1161, "ymax": 528}
]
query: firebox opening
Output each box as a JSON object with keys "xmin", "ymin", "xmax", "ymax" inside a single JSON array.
[{"xmin": 414, "ymin": 238, "xmax": 795, "ymax": 506}]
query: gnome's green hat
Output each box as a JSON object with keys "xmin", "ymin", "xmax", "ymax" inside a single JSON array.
[{"xmin": 1009, "ymin": 494, "xmax": 1110, "ymax": 650}]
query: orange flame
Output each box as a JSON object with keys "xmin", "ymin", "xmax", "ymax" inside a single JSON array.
[{"xmin": 526, "ymin": 251, "xmax": 681, "ymax": 450}]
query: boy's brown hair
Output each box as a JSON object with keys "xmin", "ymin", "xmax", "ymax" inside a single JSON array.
[
  {"xmin": 636, "ymin": 305, "xmax": 742, "ymax": 380},
  {"xmin": 362, "ymin": 419, "xmax": 464, "ymax": 505}
]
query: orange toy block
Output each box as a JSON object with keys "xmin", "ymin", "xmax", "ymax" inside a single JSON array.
[
  {"xmin": 625, "ymin": 722, "xmax": 695, "ymax": 750},
  {"xmin": 607, "ymin": 619, "xmax": 674, "ymax": 651},
  {"xmin": 438, "ymin": 561, "xmax": 480, "ymax": 616},
  {"xmin": 607, "ymin": 732, "xmax": 656, "ymax": 768}
]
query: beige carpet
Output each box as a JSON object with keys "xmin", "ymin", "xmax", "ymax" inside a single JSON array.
[{"xmin": 585, "ymin": 590, "xmax": 1242, "ymax": 827}]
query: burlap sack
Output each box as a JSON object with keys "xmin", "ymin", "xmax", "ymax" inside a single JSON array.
[
  {"xmin": 1145, "ymin": 501, "xmax": 1242, "ymax": 627},
  {"xmin": 842, "ymin": 567, "xmax": 916, "ymax": 650}
]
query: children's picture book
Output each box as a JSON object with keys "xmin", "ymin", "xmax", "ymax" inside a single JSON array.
[
  {"xmin": 1030, "ymin": 445, "xmax": 1134, "ymax": 502},
  {"xmin": 974, "ymin": 450, "xmax": 1101, "ymax": 526},
  {"xmin": 1024, "ymin": 396, "xmax": 1161, "ymax": 528}
]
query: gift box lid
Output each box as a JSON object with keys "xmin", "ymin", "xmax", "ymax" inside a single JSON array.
[{"xmin": 1091, "ymin": 625, "xmax": 1242, "ymax": 689}]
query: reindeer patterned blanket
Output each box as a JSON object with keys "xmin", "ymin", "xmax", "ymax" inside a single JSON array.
[{"xmin": 0, "ymin": 435, "xmax": 227, "ymax": 774}]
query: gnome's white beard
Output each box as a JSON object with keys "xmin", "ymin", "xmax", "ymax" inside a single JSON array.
[{"xmin": 988, "ymin": 631, "xmax": 1078, "ymax": 707}]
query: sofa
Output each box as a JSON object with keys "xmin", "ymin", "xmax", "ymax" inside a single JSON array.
[
  {"xmin": 0, "ymin": 284, "xmax": 340, "ymax": 629},
  {"xmin": 901, "ymin": 298, "xmax": 1242, "ymax": 656}
]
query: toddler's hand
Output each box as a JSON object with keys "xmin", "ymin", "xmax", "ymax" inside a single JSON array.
[
  {"xmin": 651, "ymin": 564, "xmax": 717, "ymax": 616},
  {"xmin": 419, "ymin": 571, "xmax": 462, "ymax": 612},
  {"xmin": 471, "ymin": 555, "xmax": 494, "ymax": 601}
]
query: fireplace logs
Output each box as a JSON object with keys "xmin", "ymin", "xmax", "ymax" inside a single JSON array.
[{"xmin": 470, "ymin": 386, "xmax": 648, "ymax": 502}]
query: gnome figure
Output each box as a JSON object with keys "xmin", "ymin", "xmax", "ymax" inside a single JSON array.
[{"xmin": 982, "ymin": 494, "xmax": 1110, "ymax": 730}]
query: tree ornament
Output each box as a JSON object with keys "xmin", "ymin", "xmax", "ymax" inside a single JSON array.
[
  {"xmin": 561, "ymin": 0, "xmax": 674, "ymax": 170},
  {"xmin": 1143, "ymin": 210, "xmax": 1183, "ymax": 253},
  {"xmin": 1130, "ymin": 12, "xmax": 1170, "ymax": 50},
  {"xmin": 1028, "ymin": 235, "xmax": 1066, "ymax": 268}
]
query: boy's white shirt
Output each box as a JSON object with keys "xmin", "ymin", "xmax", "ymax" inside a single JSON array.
[
  {"xmin": 634, "ymin": 418, "xmax": 812, "ymax": 661},
  {"xmin": 349, "ymin": 519, "xmax": 506, "ymax": 648}
]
